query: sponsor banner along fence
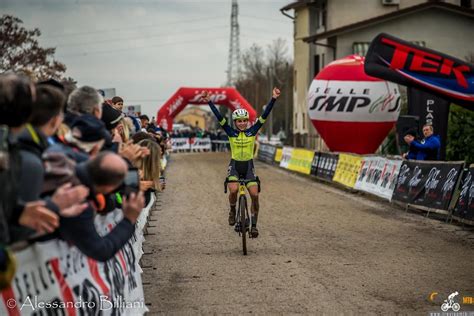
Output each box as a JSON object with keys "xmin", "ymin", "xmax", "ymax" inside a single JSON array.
[
  {"xmin": 257, "ymin": 143, "xmax": 277, "ymax": 164},
  {"xmin": 452, "ymin": 165, "xmax": 474, "ymax": 221},
  {"xmin": 286, "ymin": 148, "xmax": 314, "ymax": 175},
  {"xmin": 354, "ymin": 156, "xmax": 403, "ymax": 201},
  {"xmin": 315, "ymin": 152, "xmax": 339, "ymax": 181},
  {"xmin": 333, "ymin": 153, "xmax": 363, "ymax": 188},
  {"xmin": 258, "ymin": 146, "xmax": 469, "ymax": 223},
  {"xmin": 171, "ymin": 137, "xmax": 211, "ymax": 152},
  {"xmin": 274, "ymin": 148, "xmax": 283, "ymax": 163},
  {"xmin": 310, "ymin": 152, "xmax": 320, "ymax": 176},
  {"xmin": 171, "ymin": 137, "xmax": 190, "ymax": 151},
  {"xmin": 191, "ymin": 137, "xmax": 211, "ymax": 151},
  {"xmin": 0, "ymin": 196, "xmax": 155, "ymax": 316},
  {"xmin": 279, "ymin": 147, "xmax": 293, "ymax": 169},
  {"xmin": 392, "ymin": 160, "xmax": 464, "ymax": 212}
]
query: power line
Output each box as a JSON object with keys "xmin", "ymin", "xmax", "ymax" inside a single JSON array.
[
  {"xmin": 240, "ymin": 14, "xmax": 291, "ymax": 23},
  {"xmin": 42, "ymin": 15, "xmax": 225, "ymax": 39},
  {"xmin": 54, "ymin": 24, "xmax": 229, "ymax": 48},
  {"xmin": 57, "ymin": 35, "xmax": 229, "ymax": 57}
]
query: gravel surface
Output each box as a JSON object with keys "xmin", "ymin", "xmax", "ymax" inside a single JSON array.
[{"xmin": 142, "ymin": 152, "xmax": 474, "ymax": 315}]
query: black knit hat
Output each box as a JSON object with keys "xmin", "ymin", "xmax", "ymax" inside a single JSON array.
[
  {"xmin": 101, "ymin": 103, "xmax": 124, "ymax": 130},
  {"xmin": 404, "ymin": 128, "xmax": 418, "ymax": 138},
  {"xmin": 71, "ymin": 114, "xmax": 109, "ymax": 142}
]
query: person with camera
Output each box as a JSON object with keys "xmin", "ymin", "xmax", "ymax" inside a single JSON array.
[
  {"xmin": 403, "ymin": 124, "xmax": 441, "ymax": 161},
  {"xmin": 55, "ymin": 151, "xmax": 145, "ymax": 262}
]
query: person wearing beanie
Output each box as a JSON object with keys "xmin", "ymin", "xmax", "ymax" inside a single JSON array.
[
  {"xmin": 67, "ymin": 114, "xmax": 110, "ymax": 156},
  {"xmin": 101, "ymin": 103, "xmax": 124, "ymax": 131}
]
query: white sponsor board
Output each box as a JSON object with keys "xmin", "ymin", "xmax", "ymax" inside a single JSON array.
[
  {"xmin": 172, "ymin": 137, "xmax": 212, "ymax": 151},
  {"xmin": 0, "ymin": 196, "xmax": 155, "ymax": 316},
  {"xmin": 191, "ymin": 137, "xmax": 211, "ymax": 151},
  {"xmin": 354, "ymin": 156, "xmax": 402, "ymax": 201},
  {"xmin": 171, "ymin": 138, "xmax": 190, "ymax": 152},
  {"xmin": 279, "ymin": 147, "xmax": 294, "ymax": 169}
]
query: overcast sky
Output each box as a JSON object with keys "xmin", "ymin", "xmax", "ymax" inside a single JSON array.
[{"xmin": 1, "ymin": 0, "xmax": 294, "ymax": 117}]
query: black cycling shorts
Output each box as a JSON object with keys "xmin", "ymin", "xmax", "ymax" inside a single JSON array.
[{"xmin": 227, "ymin": 159, "xmax": 257, "ymax": 187}]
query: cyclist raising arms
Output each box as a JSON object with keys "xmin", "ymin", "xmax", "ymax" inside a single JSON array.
[{"xmin": 201, "ymin": 88, "xmax": 281, "ymax": 238}]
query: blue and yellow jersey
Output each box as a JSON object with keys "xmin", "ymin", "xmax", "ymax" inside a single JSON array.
[{"xmin": 208, "ymin": 98, "xmax": 276, "ymax": 161}]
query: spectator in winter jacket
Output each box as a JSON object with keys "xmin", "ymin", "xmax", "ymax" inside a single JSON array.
[
  {"xmin": 57, "ymin": 151, "xmax": 145, "ymax": 261},
  {"xmin": 60, "ymin": 86, "xmax": 104, "ymax": 143},
  {"xmin": 12, "ymin": 84, "xmax": 89, "ymax": 242},
  {"xmin": 0, "ymin": 74, "xmax": 85, "ymax": 246},
  {"xmin": 404, "ymin": 124, "xmax": 441, "ymax": 161}
]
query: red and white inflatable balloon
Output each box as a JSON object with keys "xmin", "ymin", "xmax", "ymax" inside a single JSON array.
[{"xmin": 307, "ymin": 55, "xmax": 401, "ymax": 154}]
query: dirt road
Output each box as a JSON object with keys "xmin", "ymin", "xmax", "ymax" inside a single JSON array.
[{"xmin": 142, "ymin": 152, "xmax": 473, "ymax": 315}]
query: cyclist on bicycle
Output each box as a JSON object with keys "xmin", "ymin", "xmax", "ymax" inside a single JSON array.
[{"xmin": 201, "ymin": 88, "xmax": 281, "ymax": 238}]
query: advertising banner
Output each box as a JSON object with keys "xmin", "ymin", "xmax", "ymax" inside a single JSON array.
[
  {"xmin": 354, "ymin": 156, "xmax": 402, "ymax": 200},
  {"xmin": 452, "ymin": 165, "xmax": 474, "ymax": 221},
  {"xmin": 279, "ymin": 147, "xmax": 293, "ymax": 169},
  {"xmin": 190, "ymin": 137, "xmax": 211, "ymax": 151},
  {"xmin": 307, "ymin": 55, "xmax": 401, "ymax": 154},
  {"xmin": 171, "ymin": 138, "xmax": 190, "ymax": 152},
  {"xmin": 310, "ymin": 152, "xmax": 321, "ymax": 176},
  {"xmin": 157, "ymin": 87, "xmax": 257, "ymax": 131},
  {"xmin": 274, "ymin": 148, "xmax": 283, "ymax": 163},
  {"xmin": 365, "ymin": 33, "xmax": 474, "ymax": 109},
  {"xmin": 392, "ymin": 160, "xmax": 464, "ymax": 211},
  {"xmin": 287, "ymin": 149, "xmax": 314, "ymax": 175},
  {"xmin": 258, "ymin": 143, "xmax": 277, "ymax": 164},
  {"xmin": 407, "ymin": 87, "xmax": 450, "ymax": 160},
  {"xmin": 0, "ymin": 196, "xmax": 155, "ymax": 316},
  {"xmin": 315, "ymin": 153, "xmax": 339, "ymax": 181},
  {"xmin": 333, "ymin": 153, "xmax": 363, "ymax": 188}
]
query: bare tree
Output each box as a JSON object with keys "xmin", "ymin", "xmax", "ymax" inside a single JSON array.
[
  {"xmin": 235, "ymin": 38, "xmax": 293, "ymax": 142},
  {"xmin": 0, "ymin": 15, "xmax": 66, "ymax": 81}
]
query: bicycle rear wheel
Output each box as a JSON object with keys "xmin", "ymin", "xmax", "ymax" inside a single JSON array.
[{"xmin": 238, "ymin": 195, "xmax": 247, "ymax": 255}]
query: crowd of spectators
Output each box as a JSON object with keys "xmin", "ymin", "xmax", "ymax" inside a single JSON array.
[{"xmin": 0, "ymin": 73, "xmax": 170, "ymax": 290}]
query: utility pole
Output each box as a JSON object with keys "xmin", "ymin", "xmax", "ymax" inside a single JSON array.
[{"xmin": 227, "ymin": 0, "xmax": 240, "ymax": 87}]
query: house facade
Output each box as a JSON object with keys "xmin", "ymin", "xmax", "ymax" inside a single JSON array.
[{"xmin": 281, "ymin": 0, "xmax": 474, "ymax": 150}]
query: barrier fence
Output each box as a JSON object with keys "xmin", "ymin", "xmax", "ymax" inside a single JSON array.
[
  {"xmin": 1, "ymin": 191, "xmax": 159, "ymax": 316},
  {"xmin": 171, "ymin": 137, "xmax": 231, "ymax": 153},
  {"xmin": 257, "ymin": 143, "xmax": 474, "ymax": 225}
]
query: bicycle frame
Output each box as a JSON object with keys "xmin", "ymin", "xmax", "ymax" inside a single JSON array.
[{"xmin": 224, "ymin": 177, "xmax": 260, "ymax": 255}]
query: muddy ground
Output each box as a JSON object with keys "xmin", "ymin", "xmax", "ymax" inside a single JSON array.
[{"xmin": 142, "ymin": 152, "xmax": 473, "ymax": 315}]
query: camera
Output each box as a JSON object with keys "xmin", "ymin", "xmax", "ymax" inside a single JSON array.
[{"xmin": 122, "ymin": 168, "xmax": 140, "ymax": 197}]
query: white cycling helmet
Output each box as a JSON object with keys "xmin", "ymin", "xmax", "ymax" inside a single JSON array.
[{"xmin": 232, "ymin": 108, "xmax": 249, "ymax": 120}]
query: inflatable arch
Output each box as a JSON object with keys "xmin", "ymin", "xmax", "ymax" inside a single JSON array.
[{"xmin": 157, "ymin": 87, "xmax": 256, "ymax": 131}]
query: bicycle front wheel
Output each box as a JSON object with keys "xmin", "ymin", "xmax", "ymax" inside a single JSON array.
[{"xmin": 238, "ymin": 194, "xmax": 247, "ymax": 255}]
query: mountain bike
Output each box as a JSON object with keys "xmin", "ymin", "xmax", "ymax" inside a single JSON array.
[{"xmin": 224, "ymin": 177, "xmax": 260, "ymax": 255}]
